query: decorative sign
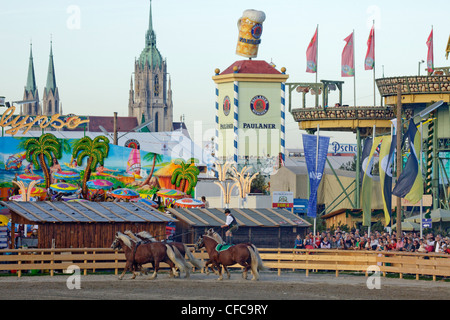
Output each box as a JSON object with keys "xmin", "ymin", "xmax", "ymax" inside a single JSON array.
[
  {"xmin": 250, "ymin": 95, "xmax": 269, "ymax": 116},
  {"xmin": 251, "ymin": 23, "xmax": 263, "ymax": 39},
  {"xmin": 236, "ymin": 9, "xmax": 266, "ymax": 58},
  {"xmin": 125, "ymin": 139, "xmax": 140, "ymax": 149},
  {"xmin": 272, "ymin": 191, "xmax": 294, "ymax": 209},
  {"xmin": 0, "ymin": 106, "xmax": 90, "ymax": 135},
  {"xmin": 329, "ymin": 142, "xmax": 357, "ymax": 155},
  {"xmin": 293, "ymin": 198, "xmax": 308, "ymax": 214},
  {"xmin": 223, "ymin": 96, "xmax": 231, "ymax": 116},
  {"xmin": 422, "ymin": 218, "xmax": 432, "ymax": 228}
]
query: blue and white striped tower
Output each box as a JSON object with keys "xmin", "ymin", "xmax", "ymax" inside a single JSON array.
[
  {"xmin": 280, "ymin": 67, "xmax": 286, "ymax": 165},
  {"xmin": 214, "ymin": 68, "xmax": 220, "ymax": 157},
  {"xmin": 233, "ymin": 78, "xmax": 239, "ymax": 163}
]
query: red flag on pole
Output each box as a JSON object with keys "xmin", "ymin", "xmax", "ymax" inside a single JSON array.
[
  {"xmin": 365, "ymin": 25, "xmax": 375, "ymax": 70},
  {"xmin": 341, "ymin": 32, "xmax": 355, "ymax": 77},
  {"xmin": 426, "ymin": 28, "xmax": 434, "ymax": 74},
  {"xmin": 306, "ymin": 27, "xmax": 318, "ymax": 73}
]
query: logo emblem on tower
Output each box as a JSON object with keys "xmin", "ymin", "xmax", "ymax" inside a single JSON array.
[
  {"xmin": 223, "ymin": 96, "xmax": 231, "ymax": 116},
  {"xmin": 250, "ymin": 95, "xmax": 269, "ymax": 116}
]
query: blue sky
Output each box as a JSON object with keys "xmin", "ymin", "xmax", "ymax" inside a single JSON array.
[{"xmin": 1, "ymin": 0, "xmax": 449, "ymax": 149}]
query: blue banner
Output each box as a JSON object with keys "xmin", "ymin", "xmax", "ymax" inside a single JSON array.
[{"xmin": 302, "ymin": 134, "xmax": 330, "ymax": 217}]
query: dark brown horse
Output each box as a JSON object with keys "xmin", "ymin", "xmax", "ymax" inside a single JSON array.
[
  {"xmin": 126, "ymin": 230, "xmax": 204, "ymax": 273},
  {"xmin": 194, "ymin": 229, "xmax": 266, "ymax": 281},
  {"xmin": 110, "ymin": 232, "xmax": 186, "ymax": 280}
]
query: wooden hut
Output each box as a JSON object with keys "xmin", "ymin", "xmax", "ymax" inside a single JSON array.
[
  {"xmin": 166, "ymin": 207, "xmax": 311, "ymax": 248},
  {"xmin": 1, "ymin": 201, "xmax": 177, "ymax": 249}
]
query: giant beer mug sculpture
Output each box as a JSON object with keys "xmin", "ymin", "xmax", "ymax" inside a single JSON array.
[{"xmin": 236, "ymin": 9, "xmax": 266, "ymax": 59}]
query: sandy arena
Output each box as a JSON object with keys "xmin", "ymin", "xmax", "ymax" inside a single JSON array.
[{"xmin": 0, "ymin": 270, "xmax": 448, "ymax": 300}]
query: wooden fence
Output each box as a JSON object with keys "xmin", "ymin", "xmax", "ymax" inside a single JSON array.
[{"xmin": 1, "ymin": 247, "xmax": 449, "ymax": 281}]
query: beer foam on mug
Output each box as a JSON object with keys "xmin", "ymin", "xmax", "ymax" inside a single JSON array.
[{"xmin": 241, "ymin": 9, "xmax": 266, "ymax": 23}]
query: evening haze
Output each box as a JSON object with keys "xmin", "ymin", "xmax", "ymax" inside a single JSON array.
[{"xmin": 1, "ymin": 0, "xmax": 449, "ymax": 148}]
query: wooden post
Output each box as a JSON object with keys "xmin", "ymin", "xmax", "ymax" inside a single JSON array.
[
  {"xmin": 396, "ymin": 84, "xmax": 402, "ymax": 237},
  {"xmin": 113, "ymin": 112, "xmax": 118, "ymax": 145}
]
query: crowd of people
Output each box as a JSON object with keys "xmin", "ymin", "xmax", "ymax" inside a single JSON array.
[{"xmin": 294, "ymin": 227, "xmax": 450, "ymax": 254}]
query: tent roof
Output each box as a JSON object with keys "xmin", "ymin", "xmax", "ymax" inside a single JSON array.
[
  {"xmin": 0, "ymin": 201, "xmax": 177, "ymax": 224},
  {"xmin": 166, "ymin": 207, "xmax": 311, "ymax": 228},
  {"xmin": 405, "ymin": 208, "xmax": 450, "ymax": 223}
]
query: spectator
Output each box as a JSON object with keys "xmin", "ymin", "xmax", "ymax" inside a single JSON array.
[
  {"xmin": 320, "ymin": 236, "xmax": 331, "ymax": 249},
  {"xmin": 294, "ymin": 234, "xmax": 304, "ymax": 250}
]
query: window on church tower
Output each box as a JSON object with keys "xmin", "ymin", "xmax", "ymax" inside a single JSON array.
[{"xmin": 154, "ymin": 74, "xmax": 159, "ymax": 97}]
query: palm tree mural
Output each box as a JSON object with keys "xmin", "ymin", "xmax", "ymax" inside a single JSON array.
[
  {"xmin": 24, "ymin": 133, "xmax": 61, "ymax": 188},
  {"xmin": 140, "ymin": 152, "xmax": 163, "ymax": 187},
  {"xmin": 170, "ymin": 159, "xmax": 200, "ymax": 194},
  {"xmin": 72, "ymin": 135, "xmax": 110, "ymax": 198}
]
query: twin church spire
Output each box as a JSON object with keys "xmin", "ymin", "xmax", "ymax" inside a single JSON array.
[{"xmin": 23, "ymin": 39, "xmax": 60, "ymax": 116}]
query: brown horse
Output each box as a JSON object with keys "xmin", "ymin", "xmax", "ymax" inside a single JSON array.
[
  {"xmin": 124, "ymin": 230, "xmax": 201, "ymax": 278},
  {"xmin": 194, "ymin": 229, "xmax": 265, "ymax": 281},
  {"xmin": 110, "ymin": 232, "xmax": 186, "ymax": 280},
  {"xmin": 134, "ymin": 230, "xmax": 204, "ymax": 271}
]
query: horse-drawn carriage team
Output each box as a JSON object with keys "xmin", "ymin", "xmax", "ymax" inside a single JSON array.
[{"xmin": 111, "ymin": 209, "xmax": 266, "ymax": 281}]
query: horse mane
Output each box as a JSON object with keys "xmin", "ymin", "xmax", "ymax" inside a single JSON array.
[
  {"xmin": 124, "ymin": 230, "xmax": 141, "ymax": 243},
  {"xmin": 205, "ymin": 229, "xmax": 224, "ymax": 244},
  {"xmin": 136, "ymin": 231, "xmax": 158, "ymax": 242},
  {"xmin": 116, "ymin": 232, "xmax": 133, "ymax": 249}
]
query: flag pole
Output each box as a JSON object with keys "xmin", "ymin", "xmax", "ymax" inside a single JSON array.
[
  {"xmin": 315, "ymin": 25, "xmax": 319, "ymax": 107},
  {"xmin": 368, "ymin": 124, "xmax": 376, "ymax": 237},
  {"xmin": 314, "ymin": 124, "xmax": 320, "ymax": 246},
  {"xmin": 420, "ymin": 121, "xmax": 423, "ymax": 238},
  {"xmin": 372, "ymin": 20, "xmax": 376, "ymax": 107},
  {"xmin": 353, "ymin": 29, "xmax": 356, "ymax": 107},
  {"xmin": 396, "ymin": 84, "xmax": 403, "ymax": 237}
]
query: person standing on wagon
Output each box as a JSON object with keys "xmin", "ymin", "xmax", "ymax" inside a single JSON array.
[{"xmin": 221, "ymin": 209, "xmax": 238, "ymax": 244}]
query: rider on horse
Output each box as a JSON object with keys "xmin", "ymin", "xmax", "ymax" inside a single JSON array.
[{"xmin": 221, "ymin": 209, "xmax": 238, "ymax": 244}]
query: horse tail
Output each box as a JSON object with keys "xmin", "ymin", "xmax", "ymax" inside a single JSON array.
[
  {"xmin": 183, "ymin": 244, "xmax": 204, "ymax": 270},
  {"xmin": 165, "ymin": 244, "xmax": 186, "ymax": 273},
  {"xmin": 247, "ymin": 246, "xmax": 260, "ymax": 280},
  {"xmin": 250, "ymin": 244, "xmax": 267, "ymax": 271}
]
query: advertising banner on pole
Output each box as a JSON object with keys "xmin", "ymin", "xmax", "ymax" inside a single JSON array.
[{"xmin": 302, "ymin": 133, "xmax": 330, "ymax": 217}]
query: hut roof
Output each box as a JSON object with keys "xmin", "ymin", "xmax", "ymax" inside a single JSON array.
[
  {"xmin": 0, "ymin": 201, "xmax": 177, "ymax": 224},
  {"xmin": 166, "ymin": 207, "xmax": 311, "ymax": 228}
]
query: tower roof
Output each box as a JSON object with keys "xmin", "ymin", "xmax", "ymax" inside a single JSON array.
[
  {"xmin": 25, "ymin": 43, "xmax": 37, "ymax": 94},
  {"xmin": 139, "ymin": 0, "xmax": 163, "ymax": 69},
  {"xmin": 220, "ymin": 60, "xmax": 282, "ymax": 75},
  {"xmin": 45, "ymin": 41, "xmax": 57, "ymax": 95}
]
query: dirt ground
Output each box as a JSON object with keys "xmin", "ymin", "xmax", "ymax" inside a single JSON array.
[{"xmin": 0, "ymin": 270, "xmax": 449, "ymax": 301}]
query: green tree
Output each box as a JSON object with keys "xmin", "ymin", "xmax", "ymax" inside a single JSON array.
[
  {"xmin": 140, "ymin": 152, "xmax": 163, "ymax": 187},
  {"xmin": 72, "ymin": 136, "xmax": 110, "ymax": 198},
  {"xmin": 171, "ymin": 160, "xmax": 200, "ymax": 194},
  {"xmin": 24, "ymin": 133, "xmax": 61, "ymax": 188}
]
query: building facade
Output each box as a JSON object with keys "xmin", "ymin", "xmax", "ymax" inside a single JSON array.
[{"xmin": 128, "ymin": 0, "xmax": 173, "ymax": 132}]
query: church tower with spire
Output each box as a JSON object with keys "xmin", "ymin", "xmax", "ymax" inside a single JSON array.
[
  {"xmin": 22, "ymin": 43, "xmax": 40, "ymax": 116},
  {"xmin": 128, "ymin": 0, "xmax": 173, "ymax": 132},
  {"xmin": 42, "ymin": 41, "xmax": 60, "ymax": 115}
]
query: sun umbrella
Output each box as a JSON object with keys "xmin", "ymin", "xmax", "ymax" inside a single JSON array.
[
  {"xmin": 109, "ymin": 188, "xmax": 140, "ymax": 200},
  {"xmin": 0, "ymin": 214, "xmax": 9, "ymax": 226},
  {"xmin": 50, "ymin": 183, "xmax": 79, "ymax": 194},
  {"xmin": 17, "ymin": 174, "xmax": 44, "ymax": 184},
  {"xmin": 130, "ymin": 197, "xmax": 159, "ymax": 208},
  {"xmin": 392, "ymin": 221, "xmax": 421, "ymax": 231},
  {"xmin": 174, "ymin": 198, "xmax": 204, "ymax": 208},
  {"xmin": 86, "ymin": 179, "xmax": 114, "ymax": 190},
  {"xmin": 19, "ymin": 186, "xmax": 47, "ymax": 198},
  {"xmin": 156, "ymin": 189, "xmax": 186, "ymax": 199},
  {"xmin": 9, "ymin": 194, "xmax": 37, "ymax": 202},
  {"xmin": 53, "ymin": 171, "xmax": 80, "ymax": 181}
]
